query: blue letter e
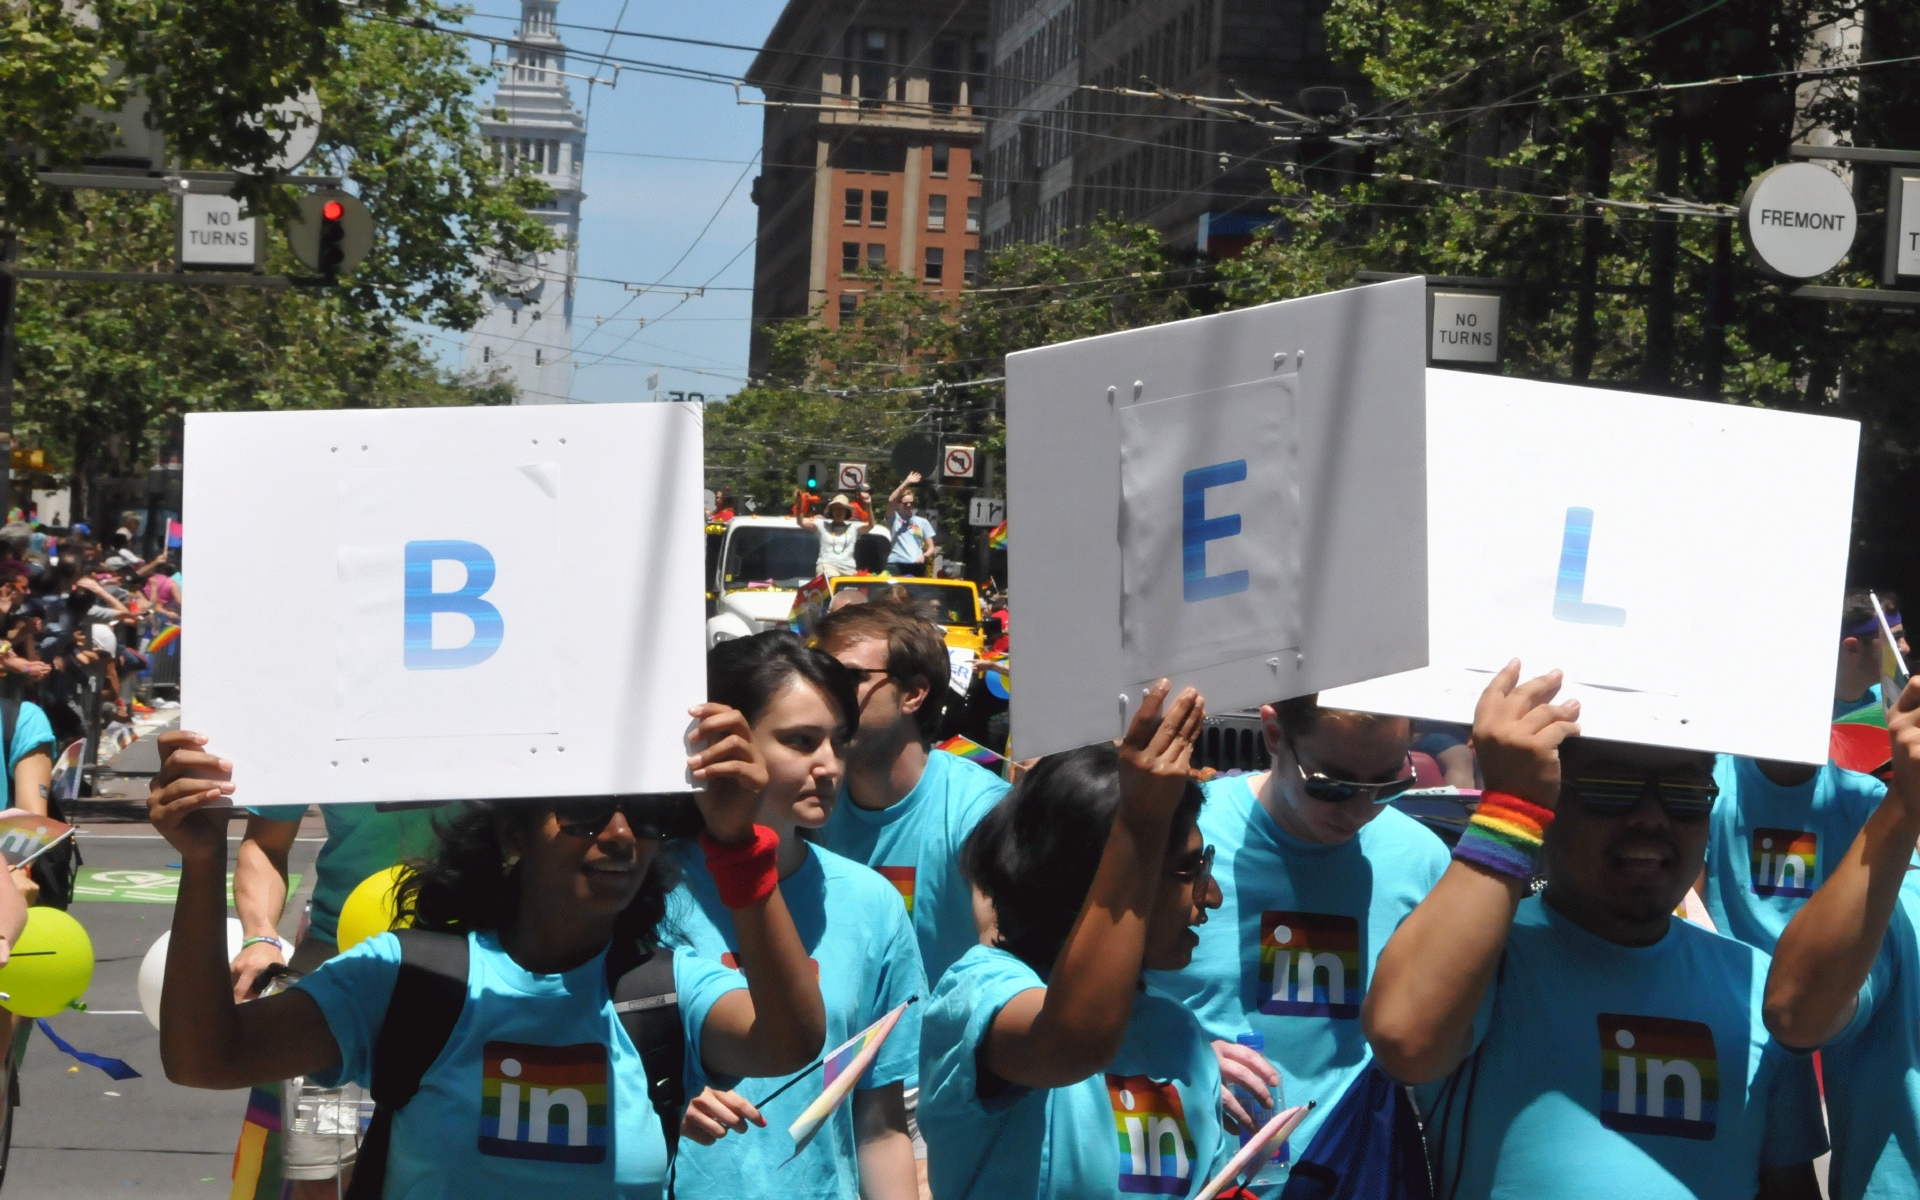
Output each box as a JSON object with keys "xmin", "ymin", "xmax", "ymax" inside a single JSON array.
[
  {"xmin": 404, "ymin": 540, "xmax": 504, "ymax": 670},
  {"xmin": 1182, "ymin": 460, "xmax": 1250, "ymax": 603}
]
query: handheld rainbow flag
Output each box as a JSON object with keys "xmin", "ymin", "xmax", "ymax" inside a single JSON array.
[
  {"xmin": 1194, "ymin": 1102, "xmax": 1313, "ymax": 1200},
  {"xmin": 229, "ymin": 1082, "xmax": 286, "ymax": 1200},
  {"xmin": 936, "ymin": 734, "xmax": 1004, "ymax": 770},
  {"xmin": 145, "ymin": 625, "xmax": 181, "ymax": 655},
  {"xmin": 988, "ymin": 519, "xmax": 1007, "ymax": 550},
  {"xmin": 50, "ymin": 740, "xmax": 84, "ymax": 803},
  {"xmin": 784, "ymin": 999, "xmax": 913, "ymax": 1161},
  {"xmin": 1872, "ymin": 592, "xmax": 1909, "ymax": 713}
]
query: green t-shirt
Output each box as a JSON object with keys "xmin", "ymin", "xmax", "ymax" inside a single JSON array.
[{"xmin": 249, "ymin": 802, "xmax": 445, "ymax": 945}]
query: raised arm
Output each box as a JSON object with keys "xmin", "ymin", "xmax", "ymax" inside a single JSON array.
[
  {"xmin": 887, "ymin": 471, "xmax": 922, "ymax": 507},
  {"xmin": 231, "ymin": 814, "xmax": 299, "ymax": 1001},
  {"xmin": 1363, "ymin": 662, "xmax": 1580, "ymax": 1084},
  {"xmin": 1766, "ymin": 678, "xmax": 1920, "ymax": 1047},
  {"xmin": 148, "ymin": 730, "xmax": 341, "ymax": 1090},
  {"xmin": 984, "ymin": 681, "xmax": 1205, "ymax": 1089},
  {"xmin": 684, "ymin": 704, "xmax": 828, "ymax": 1078}
]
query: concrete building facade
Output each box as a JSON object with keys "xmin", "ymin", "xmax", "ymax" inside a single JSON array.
[
  {"xmin": 983, "ymin": 0, "xmax": 1366, "ymax": 257},
  {"xmin": 746, "ymin": 0, "xmax": 991, "ymax": 377},
  {"xmin": 463, "ymin": 0, "xmax": 586, "ymax": 405}
]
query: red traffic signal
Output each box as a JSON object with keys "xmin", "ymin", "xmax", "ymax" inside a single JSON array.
[
  {"xmin": 321, "ymin": 200, "xmax": 344, "ymax": 221},
  {"xmin": 288, "ymin": 192, "xmax": 372, "ymax": 276}
]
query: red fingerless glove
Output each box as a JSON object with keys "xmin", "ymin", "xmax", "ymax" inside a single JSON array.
[{"xmin": 700, "ymin": 824, "xmax": 780, "ymax": 908}]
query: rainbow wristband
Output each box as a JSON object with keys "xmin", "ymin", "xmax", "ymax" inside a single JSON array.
[{"xmin": 1453, "ymin": 791, "xmax": 1554, "ymax": 880}]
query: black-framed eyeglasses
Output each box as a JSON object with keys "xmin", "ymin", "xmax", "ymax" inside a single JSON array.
[
  {"xmin": 1569, "ymin": 773, "xmax": 1719, "ymax": 823},
  {"xmin": 551, "ymin": 798, "xmax": 667, "ymax": 841},
  {"xmin": 1173, "ymin": 843, "xmax": 1215, "ymax": 894},
  {"xmin": 1286, "ymin": 736, "xmax": 1416, "ymax": 805}
]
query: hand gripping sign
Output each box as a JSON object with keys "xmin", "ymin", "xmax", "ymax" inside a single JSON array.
[
  {"xmin": 184, "ymin": 403, "xmax": 707, "ymax": 803},
  {"xmin": 1005, "ymin": 278, "xmax": 1429, "ymax": 759},
  {"xmin": 1322, "ymin": 370, "xmax": 1859, "ymax": 764}
]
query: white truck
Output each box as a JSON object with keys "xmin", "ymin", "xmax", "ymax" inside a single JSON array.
[{"xmin": 705, "ymin": 516, "xmax": 824, "ymax": 647}]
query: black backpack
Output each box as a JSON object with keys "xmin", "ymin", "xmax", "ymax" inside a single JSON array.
[{"xmin": 344, "ymin": 929, "xmax": 688, "ymax": 1199}]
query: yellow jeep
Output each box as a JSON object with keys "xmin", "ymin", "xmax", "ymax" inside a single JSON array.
[{"xmin": 797, "ymin": 574, "xmax": 989, "ymax": 653}]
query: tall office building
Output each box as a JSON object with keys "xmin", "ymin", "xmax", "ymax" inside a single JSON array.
[
  {"xmin": 745, "ymin": 0, "xmax": 991, "ymax": 377},
  {"xmin": 983, "ymin": 0, "xmax": 1366, "ymax": 257},
  {"xmin": 463, "ymin": 0, "xmax": 586, "ymax": 405}
]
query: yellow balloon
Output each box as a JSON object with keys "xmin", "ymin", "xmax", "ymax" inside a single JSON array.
[
  {"xmin": 0, "ymin": 908, "xmax": 95, "ymax": 1017},
  {"xmin": 335, "ymin": 865, "xmax": 413, "ymax": 953}
]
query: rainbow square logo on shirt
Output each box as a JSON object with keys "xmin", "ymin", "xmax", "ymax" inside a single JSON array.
[
  {"xmin": 478, "ymin": 1041, "xmax": 610, "ymax": 1163},
  {"xmin": 1107, "ymin": 1074, "xmax": 1198, "ymax": 1194},
  {"xmin": 877, "ymin": 866, "xmax": 915, "ymax": 914},
  {"xmin": 1750, "ymin": 828, "xmax": 1818, "ymax": 898},
  {"xmin": 1597, "ymin": 1014, "xmax": 1718, "ymax": 1140},
  {"xmin": 1257, "ymin": 911, "xmax": 1362, "ymax": 1018}
]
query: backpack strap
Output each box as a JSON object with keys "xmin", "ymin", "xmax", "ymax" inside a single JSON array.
[
  {"xmin": 607, "ymin": 938, "xmax": 686, "ymax": 1161},
  {"xmin": 344, "ymin": 929, "xmax": 469, "ymax": 1200}
]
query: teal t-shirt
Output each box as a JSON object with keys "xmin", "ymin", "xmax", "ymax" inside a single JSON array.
[
  {"xmin": 1837, "ymin": 685, "xmax": 1883, "ymax": 720},
  {"xmin": 250, "ymin": 802, "xmax": 446, "ymax": 944},
  {"xmin": 1817, "ymin": 876, "xmax": 1920, "ymax": 1200},
  {"xmin": 661, "ymin": 840, "xmax": 927, "ymax": 1198},
  {"xmin": 3, "ymin": 701, "xmax": 54, "ymax": 804},
  {"xmin": 295, "ymin": 930, "xmax": 745, "ymax": 1199},
  {"xmin": 1144, "ymin": 775, "xmax": 1447, "ymax": 1168},
  {"xmin": 1703, "ymin": 755, "xmax": 1885, "ymax": 953},
  {"xmin": 1414, "ymin": 896, "xmax": 1828, "ymax": 1199},
  {"xmin": 921, "ymin": 944, "xmax": 1230, "ymax": 1200},
  {"xmin": 818, "ymin": 748, "xmax": 1007, "ymax": 987}
]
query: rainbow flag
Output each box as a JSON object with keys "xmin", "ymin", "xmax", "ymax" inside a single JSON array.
[
  {"xmin": 1873, "ymin": 592, "xmax": 1909, "ymax": 713},
  {"xmin": 937, "ymin": 734, "xmax": 1004, "ymax": 769},
  {"xmin": 229, "ymin": 1083, "xmax": 285, "ymax": 1200},
  {"xmin": 144, "ymin": 625, "xmax": 180, "ymax": 655},
  {"xmin": 988, "ymin": 519, "xmax": 1007, "ymax": 550},
  {"xmin": 50, "ymin": 740, "xmax": 84, "ymax": 803},
  {"xmin": 785, "ymin": 1000, "xmax": 912, "ymax": 1160}
]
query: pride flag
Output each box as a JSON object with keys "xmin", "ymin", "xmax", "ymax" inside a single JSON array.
[
  {"xmin": 50, "ymin": 740, "xmax": 84, "ymax": 803},
  {"xmin": 988, "ymin": 519, "xmax": 1007, "ymax": 550},
  {"xmin": 936, "ymin": 734, "xmax": 1004, "ymax": 770},
  {"xmin": 786, "ymin": 1000, "xmax": 912, "ymax": 1159},
  {"xmin": 229, "ymin": 1083, "xmax": 285, "ymax": 1200},
  {"xmin": 145, "ymin": 625, "xmax": 181, "ymax": 655}
]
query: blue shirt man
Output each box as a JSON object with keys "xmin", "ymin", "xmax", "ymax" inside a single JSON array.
[
  {"xmin": 1149, "ymin": 698, "xmax": 1447, "ymax": 1195},
  {"xmin": 1703, "ymin": 755, "xmax": 1885, "ymax": 953}
]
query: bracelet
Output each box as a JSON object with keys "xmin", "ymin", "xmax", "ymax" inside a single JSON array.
[
  {"xmin": 699, "ymin": 825, "xmax": 781, "ymax": 909},
  {"xmin": 238, "ymin": 936, "xmax": 285, "ymax": 954},
  {"xmin": 1453, "ymin": 791, "xmax": 1555, "ymax": 881}
]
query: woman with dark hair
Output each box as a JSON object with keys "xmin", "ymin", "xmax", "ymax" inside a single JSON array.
[
  {"xmin": 146, "ymin": 706, "xmax": 826, "ymax": 1199},
  {"xmin": 667, "ymin": 632, "xmax": 926, "ymax": 1200},
  {"xmin": 919, "ymin": 681, "xmax": 1227, "ymax": 1199}
]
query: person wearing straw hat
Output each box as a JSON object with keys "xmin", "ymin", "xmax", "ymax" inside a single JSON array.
[{"xmin": 797, "ymin": 495, "xmax": 870, "ymax": 581}]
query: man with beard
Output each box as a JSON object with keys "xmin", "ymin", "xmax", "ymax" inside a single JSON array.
[
  {"xmin": 812, "ymin": 593, "xmax": 1006, "ymax": 988},
  {"xmin": 1364, "ymin": 661, "xmax": 1825, "ymax": 1200}
]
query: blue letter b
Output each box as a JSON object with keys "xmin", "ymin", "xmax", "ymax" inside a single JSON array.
[
  {"xmin": 404, "ymin": 540, "xmax": 504, "ymax": 670},
  {"xmin": 1183, "ymin": 460, "xmax": 1250, "ymax": 603}
]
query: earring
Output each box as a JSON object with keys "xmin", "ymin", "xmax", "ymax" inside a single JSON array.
[{"xmin": 502, "ymin": 852, "xmax": 521, "ymax": 876}]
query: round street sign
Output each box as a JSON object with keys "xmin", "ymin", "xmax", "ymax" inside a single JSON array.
[
  {"xmin": 286, "ymin": 191, "xmax": 373, "ymax": 275},
  {"xmin": 1740, "ymin": 162, "xmax": 1858, "ymax": 279}
]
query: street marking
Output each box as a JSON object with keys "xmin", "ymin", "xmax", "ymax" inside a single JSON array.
[{"xmin": 71, "ymin": 868, "xmax": 303, "ymax": 905}]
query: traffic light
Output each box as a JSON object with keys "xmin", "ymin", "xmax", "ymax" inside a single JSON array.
[
  {"xmin": 318, "ymin": 199, "xmax": 346, "ymax": 275},
  {"xmin": 798, "ymin": 461, "xmax": 826, "ymax": 491}
]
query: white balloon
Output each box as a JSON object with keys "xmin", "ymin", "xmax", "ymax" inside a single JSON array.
[{"xmin": 138, "ymin": 918, "xmax": 255, "ymax": 1031}]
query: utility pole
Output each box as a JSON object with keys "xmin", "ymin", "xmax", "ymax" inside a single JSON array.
[{"xmin": 1643, "ymin": 117, "xmax": 1680, "ymax": 390}]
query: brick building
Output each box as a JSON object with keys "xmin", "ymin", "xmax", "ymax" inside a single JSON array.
[{"xmin": 746, "ymin": 0, "xmax": 992, "ymax": 377}]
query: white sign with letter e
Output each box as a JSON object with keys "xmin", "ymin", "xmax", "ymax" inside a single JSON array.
[
  {"xmin": 1007, "ymin": 278, "xmax": 1429, "ymax": 759},
  {"xmin": 185, "ymin": 403, "xmax": 707, "ymax": 803},
  {"xmin": 1323, "ymin": 370, "xmax": 1858, "ymax": 764}
]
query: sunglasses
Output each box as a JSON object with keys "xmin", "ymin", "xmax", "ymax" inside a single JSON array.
[
  {"xmin": 1173, "ymin": 843, "xmax": 1215, "ymax": 894},
  {"xmin": 1286, "ymin": 736, "xmax": 1417, "ymax": 805},
  {"xmin": 1568, "ymin": 773, "xmax": 1719, "ymax": 823},
  {"xmin": 551, "ymin": 798, "xmax": 669, "ymax": 841}
]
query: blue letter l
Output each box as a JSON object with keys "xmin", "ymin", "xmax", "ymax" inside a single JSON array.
[
  {"xmin": 404, "ymin": 540, "xmax": 505, "ymax": 669},
  {"xmin": 1183, "ymin": 460, "xmax": 1250, "ymax": 603},
  {"xmin": 1553, "ymin": 508, "xmax": 1627, "ymax": 627}
]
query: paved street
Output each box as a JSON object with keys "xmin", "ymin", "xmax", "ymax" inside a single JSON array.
[{"xmin": 7, "ymin": 794, "xmax": 322, "ymax": 1197}]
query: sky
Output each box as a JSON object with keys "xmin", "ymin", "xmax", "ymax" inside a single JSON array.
[{"xmin": 448, "ymin": 0, "xmax": 794, "ymax": 403}]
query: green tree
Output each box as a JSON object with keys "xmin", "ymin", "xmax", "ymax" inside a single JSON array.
[{"xmin": 708, "ymin": 219, "xmax": 1194, "ymax": 548}]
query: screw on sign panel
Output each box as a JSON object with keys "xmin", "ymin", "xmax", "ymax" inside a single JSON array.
[
  {"xmin": 943, "ymin": 445, "xmax": 976, "ymax": 481},
  {"xmin": 838, "ymin": 463, "xmax": 868, "ymax": 491}
]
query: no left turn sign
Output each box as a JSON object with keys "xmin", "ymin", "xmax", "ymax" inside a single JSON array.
[
  {"xmin": 942, "ymin": 445, "xmax": 976, "ymax": 481},
  {"xmin": 838, "ymin": 462, "xmax": 868, "ymax": 490}
]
